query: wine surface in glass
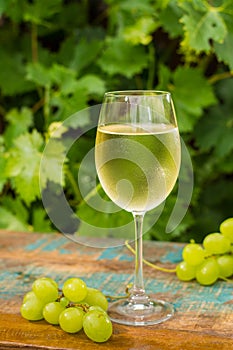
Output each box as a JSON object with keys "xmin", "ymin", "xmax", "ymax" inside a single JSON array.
[{"xmin": 95, "ymin": 123, "xmax": 180, "ymax": 213}]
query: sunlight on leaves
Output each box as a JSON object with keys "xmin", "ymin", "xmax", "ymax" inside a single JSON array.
[
  {"xmin": 5, "ymin": 130, "xmax": 44, "ymax": 205},
  {"xmin": 180, "ymin": 3, "xmax": 227, "ymax": 52}
]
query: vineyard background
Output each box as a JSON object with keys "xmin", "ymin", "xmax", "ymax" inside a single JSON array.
[{"xmin": 0, "ymin": 0, "xmax": 233, "ymax": 242}]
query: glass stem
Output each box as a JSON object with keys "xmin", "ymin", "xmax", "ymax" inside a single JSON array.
[{"xmin": 131, "ymin": 212, "xmax": 148, "ymax": 302}]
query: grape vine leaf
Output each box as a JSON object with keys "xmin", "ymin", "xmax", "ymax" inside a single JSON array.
[
  {"xmin": 196, "ymin": 108, "xmax": 233, "ymax": 157},
  {"xmin": 0, "ymin": 191, "xmax": 29, "ymax": 234},
  {"xmin": 157, "ymin": 63, "xmax": 172, "ymax": 90},
  {"xmin": 26, "ymin": 62, "xmax": 98, "ymax": 122},
  {"xmin": 58, "ymin": 26, "xmax": 105, "ymax": 69},
  {"xmin": 0, "ymin": 207, "xmax": 29, "ymax": 231},
  {"xmin": 214, "ymin": 13, "xmax": 233, "ymax": 70},
  {"xmin": 49, "ymin": 65, "xmax": 106, "ymax": 97},
  {"xmin": 40, "ymin": 139, "xmax": 67, "ymax": 190},
  {"xmin": 4, "ymin": 107, "xmax": 33, "ymax": 148},
  {"xmin": 51, "ymin": 88, "xmax": 89, "ymax": 121},
  {"xmin": 26, "ymin": 62, "xmax": 52, "ymax": 87},
  {"xmin": 77, "ymin": 74, "xmax": 106, "ymax": 97},
  {"xmin": 2, "ymin": 196, "xmax": 29, "ymax": 225},
  {"xmin": 69, "ymin": 39, "xmax": 104, "ymax": 75},
  {"xmin": 49, "ymin": 64, "xmax": 77, "ymax": 94},
  {"xmin": 5, "ymin": 130, "xmax": 44, "ymax": 205},
  {"xmin": 194, "ymin": 79, "xmax": 233, "ymax": 157},
  {"xmin": 159, "ymin": 0, "xmax": 183, "ymax": 38},
  {"xmin": 172, "ymin": 67, "xmax": 217, "ymax": 132},
  {"xmin": 97, "ymin": 38, "xmax": 148, "ymax": 78},
  {"xmin": 32, "ymin": 207, "xmax": 53, "ymax": 232},
  {"xmin": 23, "ymin": 0, "xmax": 62, "ymax": 25},
  {"xmin": 214, "ymin": 31, "xmax": 233, "ymax": 71},
  {"xmin": 0, "ymin": 51, "xmax": 34, "ymax": 95},
  {"xmin": 123, "ymin": 16, "xmax": 159, "ymax": 45},
  {"xmin": 157, "ymin": 66, "xmax": 217, "ymax": 132},
  {"xmin": 180, "ymin": 2, "xmax": 227, "ymax": 52}
]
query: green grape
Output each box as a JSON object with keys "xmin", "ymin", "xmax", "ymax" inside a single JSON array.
[
  {"xmin": 196, "ymin": 258, "xmax": 219, "ymax": 285},
  {"xmin": 32, "ymin": 278, "xmax": 59, "ymax": 303},
  {"xmin": 82, "ymin": 287, "xmax": 108, "ymax": 311},
  {"xmin": 23, "ymin": 290, "xmax": 38, "ymax": 303},
  {"xmin": 59, "ymin": 307, "xmax": 83, "ymax": 333},
  {"xmin": 176, "ymin": 261, "xmax": 196, "ymax": 281},
  {"xmin": 216, "ymin": 255, "xmax": 233, "ymax": 278},
  {"xmin": 182, "ymin": 242, "xmax": 205, "ymax": 266},
  {"xmin": 40, "ymin": 277, "xmax": 58, "ymax": 289},
  {"xmin": 21, "ymin": 297, "xmax": 44, "ymax": 321},
  {"xmin": 220, "ymin": 218, "xmax": 233, "ymax": 243},
  {"xmin": 60, "ymin": 296, "xmax": 69, "ymax": 307},
  {"xmin": 89, "ymin": 305, "xmax": 107, "ymax": 314},
  {"xmin": 203, "ymin": 233, "xmax": 231, "ymax": 255},
  {"xmin": 43, "ymin": 302, "xmax": 65, "ymax": 325},
  {"xmin": 62, "ymin": 278, "xmax": 87, "ymax": 303},
  {"xmin": 83, "ymin": 310, "xmax": 112, "ymax": 343}
]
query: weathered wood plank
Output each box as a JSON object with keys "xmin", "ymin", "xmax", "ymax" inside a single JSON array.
[
  {"xmin": 0, "ymin": 314, "xmax": 233, "ymax": 350},
  {"xmin": 0, "ymin": 230, "xmax": 232, "ymax": 349}
]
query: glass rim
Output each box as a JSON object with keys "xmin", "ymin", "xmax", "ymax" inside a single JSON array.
[{"xmin": 104, "ymin": 90, "xmax": 171, "ymax": 97}]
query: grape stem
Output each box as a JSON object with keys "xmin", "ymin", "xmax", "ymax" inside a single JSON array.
[
  {"xmin": 68, "ymin": 303, "xmax": 90, "ymax": 312},
  {"xmin": 219, "ymin": 276, "xmax": 233, "ymax": 283},
  {"xmin": 125, "ymin": 240, "xmax": 177, "ymax": 273},
  {"xmin": 105, "ymin": 284, "xmax": 132, "ymax": 301}
]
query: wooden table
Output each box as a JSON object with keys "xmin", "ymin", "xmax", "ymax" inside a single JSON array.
[{"xmin": 0, "ymin": 230, "xmax": 232, "ymax": 349}]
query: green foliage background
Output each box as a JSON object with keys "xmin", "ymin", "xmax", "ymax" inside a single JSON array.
[{"xmin": 0, "ymin": 0, "xmax": 233, "ymax": 242}]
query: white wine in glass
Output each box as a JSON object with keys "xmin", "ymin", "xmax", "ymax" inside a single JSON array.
[{"xmin": 95, "ymin": 91, "xmax": 181, "ymax": 326}]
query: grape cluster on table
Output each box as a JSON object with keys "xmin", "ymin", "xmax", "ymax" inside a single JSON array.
[
  {"xmin": 176, "ymin": 218, "xmax": 233, "ymax": 285},
  {"xmin": 20, "ymin": 277, "xmax": 112, "ymax": 343}
]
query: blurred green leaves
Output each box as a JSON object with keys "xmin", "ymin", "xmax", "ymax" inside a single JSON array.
[
  {"xmin": 0, "ymin": 51, "xmax": 34, "ymax": 95},
  {"xmin": 5, "ymin": 130, "xmax": 43, "ymax": 205},
  {"xmin": 0, "ymin": 0, "xmax": 232, "ymax": 240},
  {"xmin": 123, "ymin": 17, "xmax": 159, "ymax": 45},
  {"xmin": 180, "ymin": 2, "xmax": 227, "ymax": 52},
  {"xmin": 195, "ymin": 79, "xmax": 233, "ymax": 158},
  {"xmin": 98, "ymin": 38, "xmax": 148, "ymax": 77},
  {"xmin": 172, "ymin": 67, "xmax": 217, "ymax": 132}
]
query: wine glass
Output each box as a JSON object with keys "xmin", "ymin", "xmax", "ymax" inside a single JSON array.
[{"xmin": 95, "ymin": 90, "xmax": 181, "ymax": 326}]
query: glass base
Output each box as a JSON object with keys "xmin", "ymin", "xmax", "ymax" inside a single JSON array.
[{"xmin": 108, "ymin": 296, "xmax": 174, "ymax": 326}]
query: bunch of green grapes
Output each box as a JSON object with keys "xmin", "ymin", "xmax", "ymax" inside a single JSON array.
[
  {"xmin": 176, "ymin": 218, "xmax": 233, "ymax": 285},
  {"xmin": 20, "ymin": 277, "xmax": 112, "ymax": 343}
]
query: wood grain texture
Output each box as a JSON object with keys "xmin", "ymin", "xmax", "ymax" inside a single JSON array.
[
  {"xmin": 0, "ymin": 230, "xmax": 232, "ymax": 350},
  {"xmin": 0, "ymin": 314, "xmax": 232, "ymax": 350}
]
